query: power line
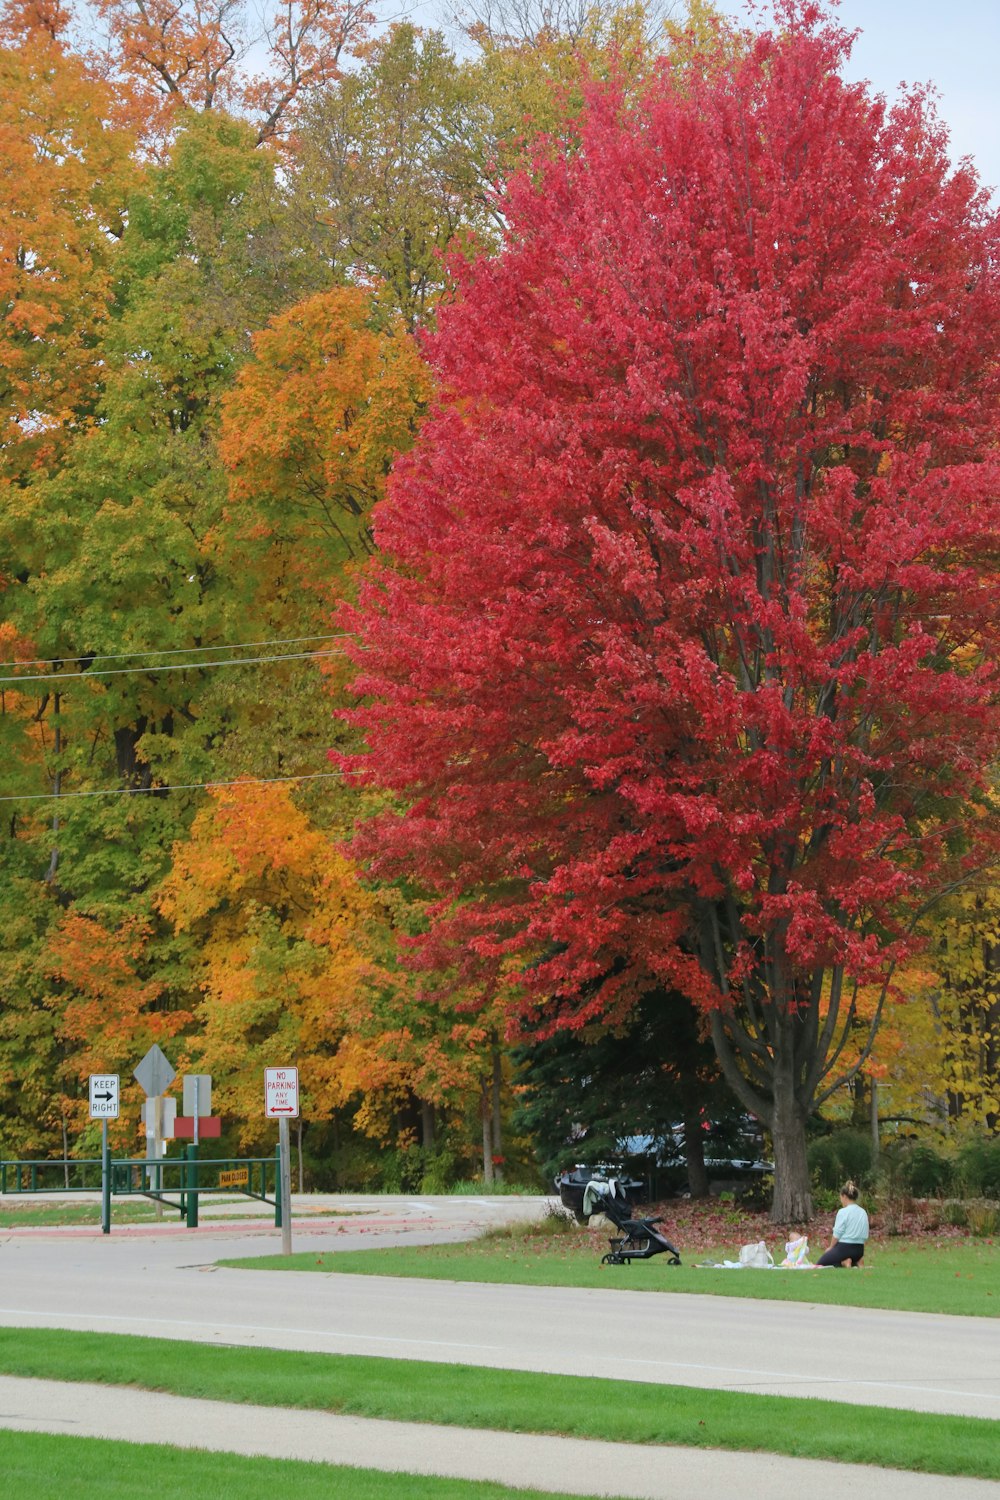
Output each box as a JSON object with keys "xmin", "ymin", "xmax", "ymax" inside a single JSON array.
[
  {"xmin": 0, "ymin": 770, "xmax": 355, "ymax": 805},
  {"xmin": 0, "ymin": 647, "xmax": 350, "ymax": 687},
  {"xmin": 0, "ymin": 632, "xmax": 352, "ymax": 671}
]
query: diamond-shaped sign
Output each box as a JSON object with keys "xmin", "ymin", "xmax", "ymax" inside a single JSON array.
[{"xmin": 133, "ymin": 1044, "xmax": 176, "ymax": 1098}]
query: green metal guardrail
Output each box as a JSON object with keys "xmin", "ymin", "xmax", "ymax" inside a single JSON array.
[
  {"xmin": 1, "ymin": 1147, "xmax": 282, "ymax": 1231},
  {"xmin": 0, "ymin": 1158, "xmax": 103, "ymax": 1194}
]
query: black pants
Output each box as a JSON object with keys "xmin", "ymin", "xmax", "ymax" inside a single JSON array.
[{"xmin": 816, "ymin": 1240, "xmax": 865, "ymax": 1267}]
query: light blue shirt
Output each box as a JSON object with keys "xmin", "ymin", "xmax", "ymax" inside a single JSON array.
[{"xmin": 833, "ymin": 1203, "xmax": 869, "ymax": 1243}]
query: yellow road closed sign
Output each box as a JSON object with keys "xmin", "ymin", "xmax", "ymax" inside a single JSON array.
[{"xmin": 218, "ymin": 1168, "xmax": 249, "ymax": 1189}]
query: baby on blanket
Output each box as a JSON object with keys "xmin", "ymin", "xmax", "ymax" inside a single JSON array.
[{"xmin": 780, "ymin": 1234, "xmax": 812, "ymax": 1267}]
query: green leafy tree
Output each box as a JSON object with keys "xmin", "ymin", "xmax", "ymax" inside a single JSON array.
[{"xmin": 288, "ymin": 24, "xmax": 494, "ymax": 329}]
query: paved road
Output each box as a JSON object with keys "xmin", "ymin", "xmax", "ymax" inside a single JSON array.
[{"xmin": 1, "ymin": 1195, "xmax": 997, "ymax": 1420}]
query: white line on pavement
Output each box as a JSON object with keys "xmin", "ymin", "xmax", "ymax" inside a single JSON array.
[
  {"xmin": 599, "ymin": 1352, "xmax": 1000, "ymax": 1406},
  {"xmin": 0, "ymin": 1308, "xmax": 501, "ymax": 1352},
  {"xmin": 3, "ymin": 1306, "xmax": 996, "ymax": 1410}
]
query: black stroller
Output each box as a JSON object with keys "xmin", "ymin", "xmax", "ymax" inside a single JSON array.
[{"xmin": 557, "ymin": 1169, "xmax": 681, "ymax": 1266}]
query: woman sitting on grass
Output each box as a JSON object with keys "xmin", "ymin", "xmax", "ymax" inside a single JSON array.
[{"xmin": 815, "ymin": 1181, "xmax": 869, "ymax": 1268}]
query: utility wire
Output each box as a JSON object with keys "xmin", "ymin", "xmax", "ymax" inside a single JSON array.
[
  {"xmin": 0, "ymin": 770, "xmax": 355, "ymax": 804},
  {"xmin": 0, "ymin": 648, "xmax": 349, "ymax": 686},
  {"xmin": 0, "ymin": 632, "xmax": 352, "ymax": 671}
]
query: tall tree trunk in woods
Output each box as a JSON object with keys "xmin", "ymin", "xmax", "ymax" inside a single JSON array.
[
  {"xmin": 481, "ymin": 1081, "xmax": 494, "ymax": 1185},
  {"xmin": 490, "ymin": 1042, "xmax": 503, "ymax": 1183},
  {"xmin": 870, "ymin": 1079, "xmax": 880, "ymax": 1166},
  {"xmin": 421, "ymin": 1100, "xmax": 436, "ymax": 1151},
  {"xmin": 681, "ymin": 1102, "xmax": 709, "ymax": 1200},
  {"xmin": 45, "ymin": 693, "xmax": 61, "ymax": 884}
]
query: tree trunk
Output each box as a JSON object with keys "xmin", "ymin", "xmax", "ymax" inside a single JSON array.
[
  {"xmin": 490, "ymin": 1043, "xmax": 504, "ymax": 1184},
  {"xmin": 870, "ymin": 1078, "xmax": 879, "ymax": 1166},
  {"xmin": 481, "ymin": 1083, "xmax": 494, "ymax": 1185},
  {"xmin": 709, "ymin": 975, "xmax": 818, "ymax": 1224},
  {"xmin": 682, "ymin": 1103, "xmax": 709, "ymax": 1198},
  {"xmin": 45, "ymin": 693, "xmax": 61, "ymax": 884},
  {"xmin": 770, "ymin": 1069, "xmax": 812, "ymax": 1223},
  {"xmin": 982, "ymin": 919, "xmax": 1000, "ymax": 1132},
  {"xmin": 420, "ymin": 1100, "xmax": 436, "ymax": 1151}
]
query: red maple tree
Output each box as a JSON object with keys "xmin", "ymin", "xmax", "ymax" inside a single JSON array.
[{"xmin": 341, "ymin": 3, "xmax": 1000, "ymax": 1219}]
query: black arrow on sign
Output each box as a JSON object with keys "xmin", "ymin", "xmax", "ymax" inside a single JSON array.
[{"xmin": 92, "ymin": 1091, "xmax": 115, "ymax": 1102}]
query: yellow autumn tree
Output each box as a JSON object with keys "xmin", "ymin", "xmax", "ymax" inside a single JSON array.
[
  {"xmin": 218, "ymin": 284, "xmax": 430, "ymax": 578},
  {"xmin": 158, "ymin": 779, "xmax": 395, "ymax": 1149},
  {"xmin": 890, "ymin": 890, "xmax": 1000, "ymax": 1134},
  {"xmin": 0, "ymin": 4, "xmax": 136, "ymax": 481}
]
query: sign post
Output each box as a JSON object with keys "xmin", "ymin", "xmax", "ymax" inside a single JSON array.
[
  {"xmin": 183, "ymin": 1074, "xmax": 211, "ymax": 1148},
  {"xmin": 181, "ymin": 1074, "xmax": 212, "ymax": 1229},
  {"xmin": 264, "ymin": 1067, "xmax": 298, "ymax": 1256},
  {"xmin": 134, "ymin": 1046, "xmax": 176, "ymax": 1220},
  {"xmin": 89, "ymin": 1074, "xmax": 119, "ymax": 1235}
]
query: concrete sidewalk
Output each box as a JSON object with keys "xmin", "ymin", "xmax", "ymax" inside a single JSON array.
[{"xmin": 0, "ymin": 1376, "xmax": 992, "ymax": 1500}]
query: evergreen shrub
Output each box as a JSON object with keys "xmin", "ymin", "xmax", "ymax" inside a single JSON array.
[
  {"xmin": 901, "ymin": 1143, "xmax": 954, "ymax": 1197},
  {"xmin": 807, "ymin": 1130, "xmax": 873, "ymax": 1190},
  {"xmin": 957, "ymin": 1138, "xmax": 1000, "ymax": 1198}
]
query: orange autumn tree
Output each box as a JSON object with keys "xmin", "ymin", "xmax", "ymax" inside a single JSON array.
[
  {"xmin": 219, "ymin": 285, "xmax": 431, "ymax": 577},
  {"xmin": 159, "ymin": 779, "xmax": 500, "ymax": 1176},
  {"xmin": 212, "ymin": 283, "xmax": 431, "ymax": 844},
  {"xmin": 158, "ymin": 779, "xmax": 398, "ymax": 1149},
  {"xmin": 0, "ymin": 2, "xmax": 136, "ymax": 481},
  {"xmin": 45, "ymin": 913, "xmax": 191, "ymax": 1151},
  {"xmin": 331, "ymin": 969, "xmax": 513, "ymax": 1180},
  {"xmin": 91, "ymin": 0, "xmax": 374, "ymax": 144}
]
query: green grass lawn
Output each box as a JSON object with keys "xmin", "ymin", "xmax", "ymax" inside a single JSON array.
[
  {"xmin": 0, "ymin": 1328, "xmax": 996, "ymax": 1482},
  {"xmin": 220, "ymin": 1223, "xmax": 1000, "ymax": 1318},
  {"xmin": 0, "ymin": 1430, "xmax": 607, "ymax": 1500},
  {"xmin": 0, "ymin": 1198, "xmax": 275, "ymax": 1228}
]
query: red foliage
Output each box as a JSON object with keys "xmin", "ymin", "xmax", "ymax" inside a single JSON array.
[{"xmin": 340, "ymin": 5, "xmax": 1000, "ymax": 1208}]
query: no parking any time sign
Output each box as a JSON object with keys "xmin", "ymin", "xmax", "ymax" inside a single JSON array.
[{"xmin": 264, "ymin": 1067, "xmax": 299, "ymax": 1118}]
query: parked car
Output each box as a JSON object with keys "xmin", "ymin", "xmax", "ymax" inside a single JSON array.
[
  {"xmin": 554, "ymin": 1118, "xmax": 771, "ymax": 1216},
  {"xmin": 554, "ymin": 1163, "xmax": 645, "ymax": 1223}
]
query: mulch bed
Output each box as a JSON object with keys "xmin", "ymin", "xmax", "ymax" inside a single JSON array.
[{"xmin": 578, "ymin": 1196, "xmax": 977, "ymax": 1253}]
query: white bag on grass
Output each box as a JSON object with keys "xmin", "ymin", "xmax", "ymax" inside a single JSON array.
[{"xmin": 737, "ymin": 1240, "xmax": 773, "ymax": 1268}]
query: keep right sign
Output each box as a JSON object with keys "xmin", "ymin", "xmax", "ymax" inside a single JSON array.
[{"xmin": 264, "ymin": 1067, "xmax": 299, "ymax": 1118}]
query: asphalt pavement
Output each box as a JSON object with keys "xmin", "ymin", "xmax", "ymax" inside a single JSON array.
[
  {"xmin": 0, "ymin": 1196, "xmax": 996, "ymax": 1418},
  {"xmin": 0, "ymin": 1194, "xmax": 997, "ymax": 1498}
]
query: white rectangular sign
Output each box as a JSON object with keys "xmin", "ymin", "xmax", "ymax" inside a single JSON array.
[
  {"xmin": 264, "ymin": 1066, "xmax": 299, "ymax": 1118},
  {"xmin": 183, "ymin": 1074, "xmax": 212, "ymax": 1117},
  {"xmin": 89, "ymin": 1074, "xmax": 120, "ymax": 1120},
  {"xmin": 141, "ymin": 1096, "xmax": 177, "ymax": 1139}
]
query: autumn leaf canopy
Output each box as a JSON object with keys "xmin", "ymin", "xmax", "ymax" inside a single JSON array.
[{"xmin": 342, "ymin": 4, "xmax": 1000, "ymax": 1040}]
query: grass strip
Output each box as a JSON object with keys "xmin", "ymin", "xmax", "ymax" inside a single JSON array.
[
  {"xmin": 220, "ymin": 1233, "xmax": 1000, "ymax": 1318},
  {"xmin": 0, "ymin": 1198, "xmax": 280, "ymax": 1229},
  {"xmin": 0, "ymin": 1430, "xmax": 606, "ymax": 1500},
  {"xmin": 0, "ymin": 1327, "xmax": 996, "ymax": 1481}
]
